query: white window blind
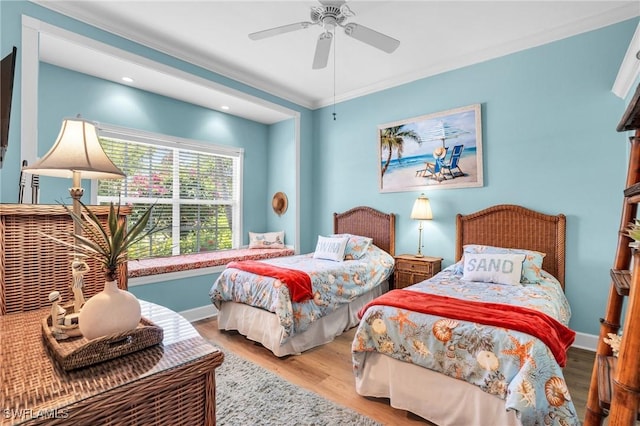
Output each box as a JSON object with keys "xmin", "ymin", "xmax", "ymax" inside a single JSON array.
[{"xmin": 95, "ymin": 126, "xmax": 242, "ymax": 260}]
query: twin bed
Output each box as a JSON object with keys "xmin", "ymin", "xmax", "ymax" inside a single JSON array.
[
  {"xmin": 353, "ymin": 204, "xmax": 577, "ymax": 426},
  {"xmin": 209, "ymin": 204, "xmax": 578, "ymax": 425},
  {"xmin": 209, "ymin": 206, "xmax": 396, "ymax": 357}
]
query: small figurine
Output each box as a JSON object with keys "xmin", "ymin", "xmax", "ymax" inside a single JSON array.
[
  {"xmin": 49, "ymin": 291, "xmax": 65, "ymax": 329},
  {"xmin": 48, "ymin": 290, "xmax": 82, "ymax": 340},
  {"xmin": 71, "ymin": 259, "xmax": 90, "ymax": 313}
]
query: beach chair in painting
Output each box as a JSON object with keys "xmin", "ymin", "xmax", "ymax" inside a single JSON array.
[
  {"xmin": 441, "ymin": 144, "xmax": 464, "ymax": 179},
  {"xmin": 418, "ymin": 158, "xmax": 446, "ymax": 182},
  {"xmin": 416, "ymin": 146, "xmax": 448, "ymax": 180}
]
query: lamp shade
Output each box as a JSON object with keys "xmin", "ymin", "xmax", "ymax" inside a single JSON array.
[
  {"xmin": 410, "ymin": 193, "xmax": 433, "ymax": 220},
  {"xmin": 23, "ymin": 118, "xmax": 125, "ymax": 179}
]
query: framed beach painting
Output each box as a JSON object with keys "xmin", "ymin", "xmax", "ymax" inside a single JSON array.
[{"xmin": 379, "ymin": 104, "xmax": 483, "ymax": 192}]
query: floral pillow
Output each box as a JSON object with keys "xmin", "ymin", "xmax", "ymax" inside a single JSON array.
[
  {"xmin": 455, "ymin": 244, "xmax": 546, "ymax": 284},
  {"xmin": 330, "ymin": 234, "xmax": 373, "ymax": 260},
  {"xmin": 462, "ymin": 253, "xmax": 526, "ymax": 285},
  {"xmin": 249, "ymin": 231, "xmax": 285, "ymax": 249},
  {"xmin": 313, "ymin": 235, "xmax": 349, "ymax": 262}
]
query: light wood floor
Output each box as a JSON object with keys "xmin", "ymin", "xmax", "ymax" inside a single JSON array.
[{"xmin": 194, "ymin": 318, "xmax": 595, "ymax": 425}]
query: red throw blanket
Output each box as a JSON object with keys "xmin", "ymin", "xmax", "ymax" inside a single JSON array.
[
  {"xmin": 358, "ymin": 289, "xmax": 575, "ymax": 367},
  {"xmin": 227, "ymin": 260, "xmax": 313, "ymax": 303}
]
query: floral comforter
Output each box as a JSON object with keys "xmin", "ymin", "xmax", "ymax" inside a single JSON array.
[
  {"xmin": 209, "ymin": 245, "xmax": 394, "ymax": 342},
  {"xmin": 352, "ymin": 264, "xmax": 579, "ymax": 425}
]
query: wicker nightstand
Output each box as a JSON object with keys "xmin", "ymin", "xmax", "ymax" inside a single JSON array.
[{"xmin": 394, "ymin": 254, "xmax": 442, "ymax": 289}]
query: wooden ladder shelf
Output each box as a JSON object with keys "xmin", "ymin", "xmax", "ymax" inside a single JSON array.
[{"xmin": 584, "ymin": 82, "xmax": 640, "ymax": 425}]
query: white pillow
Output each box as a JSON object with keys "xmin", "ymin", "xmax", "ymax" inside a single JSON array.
[
  {"xmin": 249, "ymin": 231, "xmax": 285, "ymax": 249},
  {"xmin": 313, "ymin": 236, "xmax": 349, "ymax": 262},
  {"xmin": 462, "ymin": 253, "xmax": 526, "ymax": 286},
  {"xmin": 458, "ymin": 244, "xmax": 547, "ymax": 284}
]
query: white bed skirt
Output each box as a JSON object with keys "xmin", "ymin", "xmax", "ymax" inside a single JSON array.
[
  {"xmin": 217, "ymin": 280, "xmax": 389, "ymax": 357},
  {"xmin": 355, "ymin": 352, "xmax": 522, "ymax": 426}
]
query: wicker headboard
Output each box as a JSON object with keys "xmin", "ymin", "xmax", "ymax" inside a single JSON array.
[
  {"xmin": 455, "ymin": 204, "xmax": 566, "ymax": 288},
  {"xmin": 333, "ymin": 206, "xmax": 395, "ymax": 256}
]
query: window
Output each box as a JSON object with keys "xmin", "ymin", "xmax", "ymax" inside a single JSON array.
[{"xmin": 95, "ymin": 125, "xmax": 243, "ymax": 260}]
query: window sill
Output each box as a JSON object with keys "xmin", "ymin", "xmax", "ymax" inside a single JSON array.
[{"xmin": 127, "ymin": 247, "xmax": 295, "ymax": 278}]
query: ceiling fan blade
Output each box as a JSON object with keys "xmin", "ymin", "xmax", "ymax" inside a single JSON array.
[
  {"xmin": 343, "ymin": 23, "xmax": 400, "ymax": 53},
  {"xmin": 249, "ymin": 22, "xmax": 313, "ymax": 40},
  {"xmin": 312, "ymin": 32, "xmax": 333, "ymax": 69}
]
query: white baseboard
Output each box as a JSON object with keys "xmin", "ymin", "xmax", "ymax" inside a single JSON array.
[
  {"xmin": 180, "ymin": 304, "xmax": 218, "ymax": 322},
  {"xmin": 572, "ymin": 331, "xmax": 598, "ymax": 352}
]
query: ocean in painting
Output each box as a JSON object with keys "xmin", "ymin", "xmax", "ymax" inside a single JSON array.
[
  {"xmin": 380, "ymin": 146, "xmax": 481, "ymax": 192},
  {"xmin": 382, "ymin": 146, "xmax": 478, "ymax": 173}
]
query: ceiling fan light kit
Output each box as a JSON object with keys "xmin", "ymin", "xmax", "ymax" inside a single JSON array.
[{"xmin": 248, "ymin": 0, "xmax": 400, "ymax": 70}]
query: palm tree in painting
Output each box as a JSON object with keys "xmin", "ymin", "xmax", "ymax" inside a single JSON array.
[{"xmin": 380, "ymin": 125, "xmax": 421, "ymax": 183}]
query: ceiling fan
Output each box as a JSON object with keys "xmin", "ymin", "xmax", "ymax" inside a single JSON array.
[{"xmin": 248, "ymin": 0, "xmax": 400, "ymax": 70}]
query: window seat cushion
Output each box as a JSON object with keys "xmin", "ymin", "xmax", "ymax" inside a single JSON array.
[{"xmin": 128, "ymin": 247, "xmax": 295, "ymax": 278}]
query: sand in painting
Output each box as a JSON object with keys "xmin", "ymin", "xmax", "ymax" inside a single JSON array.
[{"xmin": 381, "ymin": 155, "xmax": 479, "ymax": 192}]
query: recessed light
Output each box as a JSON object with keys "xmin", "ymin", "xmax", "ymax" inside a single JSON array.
[
  {"xmin": 122, "ymin": 77, "xmax": 134, "ymax": 83},
  {"xmin": 221, "ymin": 105, "xmax": 230, "ymax": 110}
]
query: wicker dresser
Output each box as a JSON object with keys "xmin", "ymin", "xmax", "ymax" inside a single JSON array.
[
  {"xmin": 0, "ymin": 204, "xmax": 131, "ymax": 314},
  {"xmin": 0, "ymin": 301, "xmax": 224, "ymax": 425}
]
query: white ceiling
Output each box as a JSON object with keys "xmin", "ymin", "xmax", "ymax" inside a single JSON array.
[{"xmin": 34, "ymin": 1, "xmax": 639, "ymax": 124}]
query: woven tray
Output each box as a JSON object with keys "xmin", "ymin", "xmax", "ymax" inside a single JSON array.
[{"xmin": 41, "ymin": 313, "xmax": 164, "ymax": 371}]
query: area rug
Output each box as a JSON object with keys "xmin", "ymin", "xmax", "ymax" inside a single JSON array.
[{"xmin": 215, "ymin": 348, "xmax": 382, "ymax": 426}]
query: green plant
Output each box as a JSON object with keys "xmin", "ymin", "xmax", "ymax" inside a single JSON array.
[
  {"xmin": 51, "ymin": 201, "xmax": 158, "ymax": 282},
  {"xmin": 625, "ymin": 219, "xmax": 640, "ymax": 242}
]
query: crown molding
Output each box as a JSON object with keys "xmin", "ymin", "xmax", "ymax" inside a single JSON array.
[
  {"xmin": 612, "ymin": 21, "xmax": 640, "ymax": 99},
  {"xmin": 33, "ymin": 1, "xmax": 640, "ymax": 110}
]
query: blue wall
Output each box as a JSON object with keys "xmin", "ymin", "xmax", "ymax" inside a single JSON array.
[
  {"xmin": 266, "ymin": 119, "xmax": 296, "ymax": 246},
  {"xmin": 310, "ymin": 19, "xmax": 639, "ymax": 335},
  {"xmin": 2, "ymin": 1, "xmax": 639, "ymax": 337}
]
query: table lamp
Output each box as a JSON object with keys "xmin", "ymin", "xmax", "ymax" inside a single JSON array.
[
  {"xmin": 410, "ymin": 193, "xmax": 432, "ymax": 257},
  {"xmin": 23, "ymin": 117, "xmax": 125, "ymax": 311},
  {"xmin": 23, "ymin": 117, "xmax": 125, "ymax": 216}
]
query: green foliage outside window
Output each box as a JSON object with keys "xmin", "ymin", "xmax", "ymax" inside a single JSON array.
[{"xmin": 97, "ymin": 135, "xmax": 238, "ymax": 260}]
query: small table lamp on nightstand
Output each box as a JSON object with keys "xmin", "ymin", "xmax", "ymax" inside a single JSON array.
[{"xmin": 410, "ymin": 193, "xmax": 432, "ymax": 257}]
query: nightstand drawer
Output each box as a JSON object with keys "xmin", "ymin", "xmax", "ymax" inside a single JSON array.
[
  {"xmin": 395, "ymin": 259, "xmax": 433, "ymax": 274},
  {"xmin": 392, "ymin": 255, "xmax": 442, "ymax": 290}
]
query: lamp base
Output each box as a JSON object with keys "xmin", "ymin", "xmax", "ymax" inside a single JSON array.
[{"xmin": 415, "ymin": 226, "xmax": 425, "ymax": 258}]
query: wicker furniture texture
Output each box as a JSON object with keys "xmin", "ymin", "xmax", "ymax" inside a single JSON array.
[
  {"xmin": 393, "ymin": 254, "xmax": 442, "ymax": 289},
  {"xmin": 455, "ymin": 203, "xmax": 566, "ymax": 288},
  {"xmin": 41, "ymin": 315, "xmax": 164, "ymax": 371},
  {"xmin": 1, "ymin": 300, "xmax": 224, "ymax": 425},
  {"xmin": 333, "ymin": 205, "xmax": 396, "ymax": 256},
  {"xmin": 0, "ymin": 204, "xmax": 131, "ymax": 315}
]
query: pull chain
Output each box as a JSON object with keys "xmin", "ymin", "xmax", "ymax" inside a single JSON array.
[{"xmin": 332, "ymin": 29, "xmax": 337, "ymax": 121}]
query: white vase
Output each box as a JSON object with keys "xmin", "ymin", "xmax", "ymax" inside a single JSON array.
[{"xmin": 79, "ymin": 280, "xmax": 141, "ymax": 340}]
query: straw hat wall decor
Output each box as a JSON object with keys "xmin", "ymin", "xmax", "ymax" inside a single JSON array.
[{"xmin": 272, "ymin": 192, "xmax": 288, "ymax": 216}]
